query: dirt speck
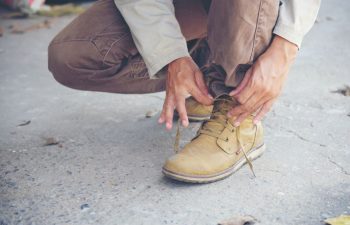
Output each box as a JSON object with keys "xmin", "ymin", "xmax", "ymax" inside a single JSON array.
[
  {"xmin": 17, "ymin": 120, "xmax": 31, "ymax": 127},
  {"xmin": 218, "ymin": 215, "xmax": 257, "ymax": 225}
]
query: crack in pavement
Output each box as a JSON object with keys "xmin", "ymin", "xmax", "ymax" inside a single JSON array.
[
  {"xmin": 326, "ymin": 156, "xmax": 350, "ymax": 176},
  {"xmin": 285, "ymin": 129, "xmax": 327, "ymax": 147}
]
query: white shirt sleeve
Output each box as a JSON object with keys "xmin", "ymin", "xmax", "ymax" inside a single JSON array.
[
  {"xmin": 114, "ymin": 0, "xmax": 189, "ymax": 76},
  {"xmin": 273, "ymin": 0, "xmax": 321, "ymax": 48}
]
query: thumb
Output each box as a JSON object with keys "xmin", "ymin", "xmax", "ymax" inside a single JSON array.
[{"xmin": 190, "ymin": 85, "xmax": 213, "ymax": 106}]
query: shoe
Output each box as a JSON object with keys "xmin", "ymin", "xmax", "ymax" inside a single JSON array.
[
  {"xmin": 163, "ymin": 95, "xmax": 265, "ymax": 183},
  {"xmin": 175, "ymin": 96, "xmax": 213, "ymax": 121}
]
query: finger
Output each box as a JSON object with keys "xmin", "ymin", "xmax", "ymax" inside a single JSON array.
[
  {"xmin": 233, "ymin": 112, "xmax": 250, "ymax": 127},
  {"xmin": 158, "ymin": 97, "xmax": 168, "ymax": 124},
  {"xmin": 158, "ymin": 110, "xmax": 165, "ymax": 124},
  {"xmin": 190, "ymin": 85, "xmax": 213, "ymax": 106},
  {"xmin": 164, "ymin": 98, "xmax": 175, "ymax": 130},
  {"xmin": 229, "ymin": 67, "xmax": 252, "ymax": 96},
  {"xmin": 253, "ymin": 99, "xmax": 274, "ymax": 124},
  {"xmin": 175, "ymin": 96, "xmax": 189, "ymax": 127},
  {"xmin": 229, "ymin": 92, "xmax": 268, "ymax": 117},
  {"xmin": 228, "ymin": 90, "xmax": 258, "ymax": 117},
  {"xmin": 227, "ymin": 105, "xmax": 245, "ymax": 118},
  {"xmin": 194, "ymin": 70, "xmax": 212, "ymax": 98}
]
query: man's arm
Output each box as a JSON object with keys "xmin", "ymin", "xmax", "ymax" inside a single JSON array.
[
  {"xmin": 228, "ymin": 0, "xmax": 321, "ymax": 125},
  {"xmin": 273, "ymin": 0, "xmax": 321, "ymax": 48},
  {"xmin": 114, "ymin": 0, "xmax": 189, "ymax": 76},
  {"xmin": 114, "ymin": 0, "xmax": 212, "ymax": 129}
]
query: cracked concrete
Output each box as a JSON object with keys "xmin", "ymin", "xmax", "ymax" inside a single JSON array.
[{"xmin": 0, "ymin": 0, "xmax": 350, "ymax": 225}]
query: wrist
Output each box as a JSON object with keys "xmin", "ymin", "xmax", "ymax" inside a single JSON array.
[
  {"xmin": 269, "ymin": 35, "xmax": 298, "ymax": 63},
  {"xmin": 168, "ymin": 56, "xmax": 191, "ymax": 67}
]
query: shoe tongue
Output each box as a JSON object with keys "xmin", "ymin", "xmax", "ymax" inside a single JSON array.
[
  {"xmin": 201, "ymin": 95, "xmax": 238, "ymax": 133},
  {"xmin": 212, "ymin": 95, "xmax": 238, "ymax": 117}
]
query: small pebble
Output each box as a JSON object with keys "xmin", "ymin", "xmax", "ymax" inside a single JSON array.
[
  {"xmin": 43, "ymin": 137, "xmax": 59, "ymax": 146},
  {"xmin": 145, "ymin": 110, "xmax": 157, "ymax": 118},
  {"xmin": 80, "ymin": 203, "xmax": 89, "ymax": 211}
]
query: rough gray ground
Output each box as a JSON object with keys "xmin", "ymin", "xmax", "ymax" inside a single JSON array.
[{"xmin": 0, "ymin": 1, "xmax": 349, "ymax": 225}]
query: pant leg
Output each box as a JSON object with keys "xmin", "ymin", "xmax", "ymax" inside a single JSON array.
[
  {"xmin": 48, "ymin": 0, "xmax": 208, "ymax": 94},
  {"xmin": 207, "ymin": 0, "xmax": 280, "ymax": 94}
]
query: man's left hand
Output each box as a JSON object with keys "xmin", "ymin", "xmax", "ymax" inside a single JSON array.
[{"xmin": 228, "ymin": 35, "xmax": 298, "ymax": 126}]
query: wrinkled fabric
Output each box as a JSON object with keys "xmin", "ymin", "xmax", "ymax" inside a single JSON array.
[{"xmin": 114, "ymin": 0, "xmax": 321, "ymax": 76}]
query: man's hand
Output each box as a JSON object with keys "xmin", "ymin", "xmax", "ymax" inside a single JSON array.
[
  {"xmin": 158, "ymin": 57, "xmax": 213, "ymax": 130},
  {"xmin": 228, "ymin": 36, "xmax": 298, "ymax": 126}
]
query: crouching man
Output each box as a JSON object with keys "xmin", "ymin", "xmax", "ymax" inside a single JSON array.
[{"xmin": 48, "ymin": 0, "xmax": 320, "ymax": 183}]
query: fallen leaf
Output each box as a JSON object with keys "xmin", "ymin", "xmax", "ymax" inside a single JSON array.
[
  {"xmin": 218, "ymin": 215, "xmax": 257, "ymax": 225},
  {"xmin": 17, "ymin": 120, "xmax": 31, "ymax": 127},
  {"xmin": 1, "ymin": 12, "xmax": 28, "ymax": 19},
  {"xmin": 10, "ymin": 19, "xmax": 53, "ymax": 34},
  {"xmin": 324, "ymin": 215, "xmax": 350, "ymax": 225},
  {"xmin": 43, "ymin": 137, "xmax": 59, "ymax": 146},
  {"xmin": 0, "ymin": 26, "xmax": 3, "ymax": 37},
  {"xmin": 37, "ymin": 4, "xmax": 85, "ymax": 17},
  {"xmin": 332, "ymin": 85, "xmax": 350, "ymax": 96}
]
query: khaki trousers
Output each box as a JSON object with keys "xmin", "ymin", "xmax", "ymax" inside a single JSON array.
[{"xmin": 48, "ymin": 0, "xmax": 279, "ymax": 95}]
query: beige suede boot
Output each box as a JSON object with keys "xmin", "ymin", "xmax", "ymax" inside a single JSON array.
[
  {"xmin": 163, "ymin": 95, "xmax": 265, "ymax": 183},
  {"xmin": 175, "ymin": 97, "xmax": 213, "ymax": 121}
]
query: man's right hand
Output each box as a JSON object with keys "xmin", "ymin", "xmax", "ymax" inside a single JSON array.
[{"xmin": 158, "ymin": 56, "xmax": 213, "ymax": 130}]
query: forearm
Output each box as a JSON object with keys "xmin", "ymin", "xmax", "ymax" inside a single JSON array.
[
  {"xmin": 114, "ymin": 0, "xmax": 189, "ymax": 76},
  {"xmin": 268, "ymin": 35, "xmax": 298, "ymax": 65}
]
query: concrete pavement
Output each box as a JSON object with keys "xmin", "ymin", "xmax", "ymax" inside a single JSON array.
[{"xmin": 0, "ymin": 0, "xmax": 349, "ymax": 224}]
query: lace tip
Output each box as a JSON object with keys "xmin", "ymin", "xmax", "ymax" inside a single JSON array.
[{"xmin": 248, "ymin": 163, "xmax": 256, "ymax": 178}]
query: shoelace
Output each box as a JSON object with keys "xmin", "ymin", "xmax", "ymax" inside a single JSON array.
[{"xmin": 174, "ymin": 98, "xmax": 258, "ymax": 177}]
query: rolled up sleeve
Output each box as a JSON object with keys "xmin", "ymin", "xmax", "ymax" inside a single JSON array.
[
  {"xmin": 114, "ymin": 0, "xmax": 189, "ymax": 77},
  {"xmin": 273, "ymin": 0, "xmax": 321, "ymax": 48}
]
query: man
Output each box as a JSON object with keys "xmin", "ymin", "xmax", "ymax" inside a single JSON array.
[{"xmin": 48, "ymin": 0, "xmax": 320, "ymax": 183}]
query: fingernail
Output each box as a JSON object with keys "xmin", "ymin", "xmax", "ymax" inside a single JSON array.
[
  {"xmin": 208, "ymin": 94, "xmax": 214, "ymax": 100},
  {"xmin": 158, "ymin": 118, "xmax": 163, "ymax": 123},
  {"xmin": 234, "ymin": 122, "xmax": 240, "ymax": 127},
  {"xmin": 166, "ymin": 122, "xmax": 172, "ymax": 130}
]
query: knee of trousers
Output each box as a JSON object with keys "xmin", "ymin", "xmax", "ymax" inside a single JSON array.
[
  {"xmin": 48, "ymin": 41, "xmax": 80, "ymax": 89},
  {"xmin": 48, "ymin": 40, "xmax": 103, "ymax": 90}
]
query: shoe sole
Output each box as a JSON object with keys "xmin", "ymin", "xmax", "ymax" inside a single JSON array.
[{"xmin": 162, "ymin": 144, "xmax": 266, "ymax": 183}]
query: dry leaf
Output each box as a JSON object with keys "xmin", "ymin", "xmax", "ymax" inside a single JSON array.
[
  {"xmin": 324, "ymin": 215, "xmax": 350, "ymax": 225},
  {"xmin": 37, "ymin": 4, "xmax": 85, "ymax": 17},
  {"xmin": 0, "ymin": 26, "xmax": 3, "ymax": 37},
  {"xmin": 10, "ymin": 19, "xmax": 53, "ymax": 34},
  {"xmin": 1, "ymin": 12, "xmax": 28, "ymax": 19},
  {"xmin": 218, "ymin": 215, "xmax": 257, "ymax": 225},
  {"xmin": 332, "ymin": 85, "xmax": 350, "ymax": 96}
]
